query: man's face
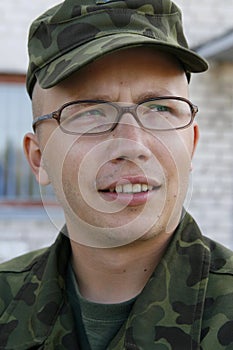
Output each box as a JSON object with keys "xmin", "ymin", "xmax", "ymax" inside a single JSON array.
[{"xmin": 30, "ymin": 47, "xmax": 198, "ymax": 248}]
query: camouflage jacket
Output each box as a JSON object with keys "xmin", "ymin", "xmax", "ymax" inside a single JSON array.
[{"xmin": 0, "ymin": 212, "xmax": 233, "ymax": 350}]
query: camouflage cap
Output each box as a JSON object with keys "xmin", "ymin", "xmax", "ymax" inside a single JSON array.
[{"xmin": 26, "ymin": 0, "xmax": 208, "ymax": 98}]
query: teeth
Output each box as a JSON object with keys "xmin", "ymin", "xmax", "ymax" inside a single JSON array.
[
  {"xmin": 132, "ymin": 184, "xmax": 141, "ymax": 193},
  {"xmin": 116, "ymin": 184, "xmax": 123, "ymax": 193},
  {"xmin": 115, "ymin": 183, "xmax": 153, "ymax": 194}
]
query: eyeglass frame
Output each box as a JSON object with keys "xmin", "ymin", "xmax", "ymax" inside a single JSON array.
[{"xmin": 32, "ymin": 96, "xmax": 198, "ymax": 135}]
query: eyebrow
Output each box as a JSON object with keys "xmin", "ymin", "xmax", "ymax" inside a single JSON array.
[
  {"xmin": 136, "ymin": 90, "xmax": 175, "ymax": 103},
  {"xmin": 81, "ymin": 89, "xmax": 175, "ymax": 104}
]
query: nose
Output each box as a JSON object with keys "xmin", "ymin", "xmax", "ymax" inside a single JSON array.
[{"xmin": 109, "ymin": 113, "xmax": 153, "ymax": 162}]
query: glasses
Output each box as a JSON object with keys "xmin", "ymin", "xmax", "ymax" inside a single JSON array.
[{"xmin": 32, "ymin": 97, "xmax": 198, "ymax": 135}]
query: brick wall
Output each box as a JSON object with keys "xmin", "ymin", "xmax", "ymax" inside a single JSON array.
[
  {"xmin": 173, "ymin": 1, "xmax": 233, "ymax": 249},
  {"xmin": 189, "ymin": 63, "xmax": 233, "ymax": 248}
]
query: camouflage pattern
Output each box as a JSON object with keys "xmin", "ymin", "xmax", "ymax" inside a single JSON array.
[
  {"xmin": 26, "ymin": 0, "xmax": 208, "ymax": 98},
  {"xmin": 0, "ymin": 212, "xmax": 232, "ymax": 349}
]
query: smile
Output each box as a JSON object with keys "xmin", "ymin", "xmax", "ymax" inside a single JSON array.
[
  {"xmin": 98, "ymin": 177, "xmax": 161, "ymax": 206},
  {"xmin": 109, "ymin": 183, "xmax": 154, "ymax": 194}
]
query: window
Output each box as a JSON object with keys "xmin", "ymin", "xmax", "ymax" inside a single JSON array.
[{"xmin": 0, "ymin": 75, "xmax": 53, "ymax": 203}]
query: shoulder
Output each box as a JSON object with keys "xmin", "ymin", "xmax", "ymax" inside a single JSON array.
[
  {"xmin": 0, "ymin": 246, "xmax": 51, "ymax": 316},
  {"xmin": 181, "ymin": 212, "xmax": 233, "ymax": 275},
  {"xmin": 0, "ymin": 247, "xmax": 48, "ymax": 273},
  {"xmin": 0, "ymin": 233, "xmax": 72, "ymax": 348},
  {"xmin": 203, "ymin": 237, "xmax": 233, "ymax": 305},
  {"xmin": 0, "ymin": 232, "xmax": 69, "ymax": 311},
  {"xmin": 203, "ymin": 236, "xmax": 233, "ymax": 275},
  {"xmin": 200, "ymin": 238, "xmax": 233, "ymax": 347}
]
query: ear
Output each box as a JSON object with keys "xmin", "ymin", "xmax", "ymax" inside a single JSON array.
[
  {"xmin": 190, "ymin": 123, "xmax": 199, "ymax": 171},
  {"xmin": 23, "ymin": 132, "xmax": 50, "ymax": 186},
  {"xmin": 191, "ymin": 123, "xmax": 199, "ymax": 158}
]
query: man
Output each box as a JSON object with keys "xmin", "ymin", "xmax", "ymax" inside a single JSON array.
[{"xmin": 0, "ymin": 1, "xmax": 232, "ymax": 349}]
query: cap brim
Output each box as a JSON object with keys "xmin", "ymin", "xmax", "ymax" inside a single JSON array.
[{"xmin": 34, "ymin": 33, "xmax": 208, "ymax": 93}]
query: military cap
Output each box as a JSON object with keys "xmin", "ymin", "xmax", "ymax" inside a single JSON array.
[{"xmin": 26, "ymin": 0, "xmax": 208, "ymax": 98}]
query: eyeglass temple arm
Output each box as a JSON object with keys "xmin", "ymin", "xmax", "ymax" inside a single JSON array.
[{"xmin": 32, "ymin": 113, "xmax": 55, "ymax": 132}]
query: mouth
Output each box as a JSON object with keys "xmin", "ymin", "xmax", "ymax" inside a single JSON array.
[
  {"xmin": 98, "ymin": 177, "xmax": 161, "ymax": 206},
  {"xmin": 103, "ymin": 183, "xmax": 155, "ymax": 194}
]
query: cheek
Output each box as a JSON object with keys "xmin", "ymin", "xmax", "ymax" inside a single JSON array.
[
  {"xmin": 159, "ymin": 129, "xmax": 193, "ymax": 172},
  {"xmin": 155, "ymin": 131, "xmax": 193, "ymax": 202},
  {"xmin": 62, "ymin": 144, "xmax": 91, "ymax": 194},
  {"xmin": 61, "ymin": 139, "xmax": 106, "ymax": 207},
  {"xmin": 39, "ymin": 130, "xmax": 86, "ymax": 197}
]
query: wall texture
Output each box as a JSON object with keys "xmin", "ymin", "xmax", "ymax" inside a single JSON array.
[{"xmin": 189, "ymin": 63, "xmax": 233, "ymax": 247}]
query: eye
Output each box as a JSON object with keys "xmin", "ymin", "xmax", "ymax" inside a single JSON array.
[
  {"xmin": 147, "ymin": 104, "xmax": 170, "ymax": 112},
  {"xmin": 79, "ymin": 108, "xmax": 107, "ymax": 118}
]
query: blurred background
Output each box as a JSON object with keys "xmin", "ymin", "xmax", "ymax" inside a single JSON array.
[{"xmin": 0, "ymin": 0, "xmax": 233, "ymax": 262}]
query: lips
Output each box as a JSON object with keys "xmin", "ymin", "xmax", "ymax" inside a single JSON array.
[
  {"xmin": 99, "ymin": 175, "xmax": 160, "ymax": 192},
  {"xmin": 98, "ymin": 177, "xmax": 161, "ymax": 206},
  {"xmin": 113, "ymin": 183, "xmax": 153, "ymax": 194}
]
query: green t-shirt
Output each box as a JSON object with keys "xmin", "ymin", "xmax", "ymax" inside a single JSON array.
[{"xmin": 66, "ymin": 263, "xmax": 136, "ymax": 350}]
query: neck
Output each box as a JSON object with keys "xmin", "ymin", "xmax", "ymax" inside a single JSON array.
[{"xmin": 70, "ymin": 232, "xmax": 173, "ymax": 304}]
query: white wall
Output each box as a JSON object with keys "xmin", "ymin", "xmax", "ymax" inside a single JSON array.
[{"xmin": 0, "ymin": 0, "xmax": 60, "ymax": 73}]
